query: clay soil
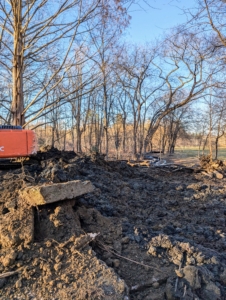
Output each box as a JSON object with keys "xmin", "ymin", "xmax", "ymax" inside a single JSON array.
[{"xmin": 0, "ymin": 148, "xmax": 226, "ymax": 300}]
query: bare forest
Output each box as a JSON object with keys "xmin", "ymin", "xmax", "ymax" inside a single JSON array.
[{"xmin": 1, "ymin": 0, "xmax": 226, "ymax": 159}]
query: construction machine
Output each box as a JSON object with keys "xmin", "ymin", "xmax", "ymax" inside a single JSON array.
[{"xmin": 0, "ymin": 125, "xmax": 37, "ymax": 158}]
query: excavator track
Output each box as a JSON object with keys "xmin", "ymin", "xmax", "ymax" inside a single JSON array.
[{"xmin": 0, "ymin": 159, "xmax": 38, "ymax": 169}]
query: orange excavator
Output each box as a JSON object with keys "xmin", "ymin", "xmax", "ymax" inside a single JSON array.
[{"xmin": 0, "ymin": 125, "xmax": 37, "ymax": 158}]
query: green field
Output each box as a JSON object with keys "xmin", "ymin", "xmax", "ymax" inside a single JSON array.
[{"xmin": 174, "ymin": 147, "xmax": 226, "ymax": 160}]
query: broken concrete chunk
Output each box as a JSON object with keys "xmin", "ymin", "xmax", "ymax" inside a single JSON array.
[{"xmin": 20, "ymin": 180, "xmax": 95, "ymax": 205}]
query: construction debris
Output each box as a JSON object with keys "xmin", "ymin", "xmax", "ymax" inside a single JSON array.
[
  {"xmin": 199, "ymin": 154, "xmax": 224, "ymax": 171},
  {"xmin": 0, "ymin": 148, "xmax": 226, "ymax": 299},
  {"xmin": 20, "ymin": 180, "xmax": 95, "ymax": 205}
]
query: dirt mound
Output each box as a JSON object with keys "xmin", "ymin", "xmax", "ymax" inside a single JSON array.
[
  {"xmin": 0, "ymin": 149, "xmax": 226, "ymax": 299},
  {"xmin": 34, "ymin": 145, "xmax": 77, "ymax": 162}
]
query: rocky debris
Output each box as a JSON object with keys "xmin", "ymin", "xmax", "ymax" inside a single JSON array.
[
  {"xmin": 20, "ymin": 180, "xmax": 95, "ymax": 205},
  {"xmin": 148, "ymin": 234, "xmax": 226, "ymax": 299},
  {"xmin": 0, "ymin": 148, "xmax": 226, "ymax": 299},
  {"xmin": 201, "ymin": 170, "xmax": 224, "ymax": 180},
  {"xmin": 165, "ymin": 264, "xmax": 223, "ymax": 300},
  {"xmin": 130, "ymin": 274, "xmax": 168, "ymax": 293},
  {"xmin": 199, "ymin": 155, "xmax": 224, "ymax": 172}
]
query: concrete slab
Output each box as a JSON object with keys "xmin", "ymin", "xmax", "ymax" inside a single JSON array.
[{"xmin": 20, "ymin": 180, "xmax": 95, "ymax": 205}]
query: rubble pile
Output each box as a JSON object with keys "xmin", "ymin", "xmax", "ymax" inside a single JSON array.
[
  {"xmin": 0, "ymin": 148, "xmax": 225, "ymax": 299},
  {"xmin": 199, "ymin": 155, "xmax": 226, "ymax": 179}
]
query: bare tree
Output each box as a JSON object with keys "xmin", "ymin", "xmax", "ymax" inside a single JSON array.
[
  {"xmin": 188, "ymin": 0, "xmax": 226, "ymax": 48},
  {"xmin": 83, "ymin": 0, "xmax": 132, "ymax": 156},
  {"xmin": 143, "ymin": 29, "xmax": 221, "ymax": 153},
  {"xmin": 202, "ymin": 92, "xmax": 226, "ymax": 160},
  {"xmin": 0, "ymin": 0, "xmax": 102, "ymax": 126},
  {"xmin": 164, "ymin": 105, "xmax": 191, "ymax": 154},
  {"xmin": 116, "ymin": 45, "xmax": 160, "ymax": 156}
]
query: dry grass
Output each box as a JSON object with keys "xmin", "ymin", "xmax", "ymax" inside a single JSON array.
[{"xmin": 175, "ymin": 147, "xmax": 226, "ymax": 160}]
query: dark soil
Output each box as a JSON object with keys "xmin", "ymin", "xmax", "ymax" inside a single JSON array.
[{"xmin": 0, "ymin": 148, "xmax": 226, "ymax": 299}]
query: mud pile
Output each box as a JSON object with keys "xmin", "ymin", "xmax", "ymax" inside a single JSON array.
[{"xmin": 0, "ymin": 148, "xmax": 226, "ymax": 299}]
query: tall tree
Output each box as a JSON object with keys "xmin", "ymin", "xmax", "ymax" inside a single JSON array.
[
  {"xmin": 116, "ymin": 45, "xmax": 158, "ymax": 156},
  {"xmin": 0, "ymin": 0, "xmax": 101, "ymax": 126},
  {"xmin": 83, "ymin": 0, "xmax": 131, "ymax": 156},
  {"xmin": 143, "ymin": 29, "xmax": 220, "ymax": 152}
]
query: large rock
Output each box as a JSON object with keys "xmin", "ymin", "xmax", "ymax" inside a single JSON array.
[{"xmin": 20, "ymin": 180, "xmax": 95, "ymax": 206}]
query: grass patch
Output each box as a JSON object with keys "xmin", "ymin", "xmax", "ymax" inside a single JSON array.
[{"xmin": 174, "ymin": 147, "xmax": 226, "ymax": 160}]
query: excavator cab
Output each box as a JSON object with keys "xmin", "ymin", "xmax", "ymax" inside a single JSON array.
[{"xmin": 0, "ymin": 125, "xmax": 37, "ymax": 158}]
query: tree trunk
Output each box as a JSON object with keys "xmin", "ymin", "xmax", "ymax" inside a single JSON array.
[
  {"xmin": 99, "ymin": 120, "xmax": 103, "ymax": 153},
  {"xmin": 11, "ymin": 0, "xmax": 25, "ymax": 126},
  {"xmin": 63, "ymin": 125, "xmax": 67, "ymax": 150},
  {"xmin": 144, "ymin": 126, "xmax": 158, "ymax": 153},
  {"xmin": 215, "ymin": 137, "xmax": 219, "ymax": 160},
  {"xmin": 89, "ymin": 117, "xmax": 93, "ymax": 150},
  {"xmin": 71, "ymin": 114, "xmax": 75, "ymax": 151},
  {"xmin": 51, "ymin": 127, "xmax": 55, "ymax": 148},
  {"xmin": 133, "ymin": 123, "xmax": 137, "ymax": 157},
  {"xmin": 208, "ymin": 125, "xmax": 213, "ymax": 161},
  {"xmin": 102, "ymin": 62, "xmax": 109, "ymax": 157},
  {"xmin": 77, "ymin": 130, "xmax": 82, "ymax": 153},
  {"xmin": 202, "ymin": 134, "xmax": 208, "ymax": 155},
  {"xmin": 122, "ymin": 118, "xmax": 126, "ymax": 153}
]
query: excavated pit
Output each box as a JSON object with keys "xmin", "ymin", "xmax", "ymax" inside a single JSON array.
[{"xmin": 0, "ymin": 148, "xmax": 226, "ymax": 300}]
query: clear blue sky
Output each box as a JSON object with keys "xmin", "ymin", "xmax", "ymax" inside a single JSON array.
[{"xmin": 126, "ymin": 0, "xmax": 198, "ymax": 43}]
